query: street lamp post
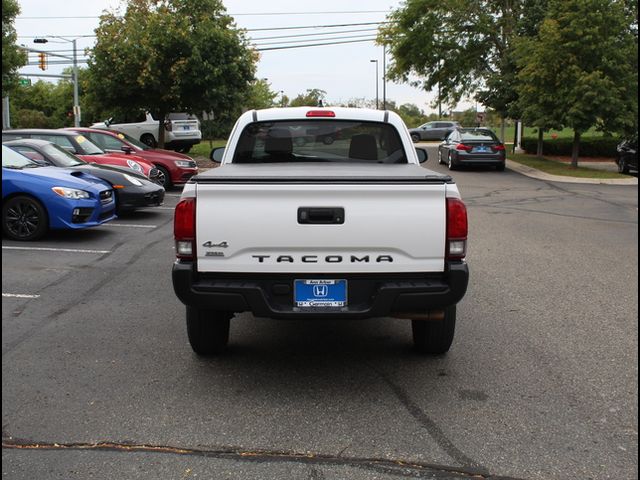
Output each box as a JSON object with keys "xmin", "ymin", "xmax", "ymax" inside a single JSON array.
[
  {"xmin": 33, "ymin": 37, "xmax": 80, "ymax": 127},
  {"xmin": 370, "ymin": 59, "xmax": 379, "ymax": 110},
  {"xmin": 382, "ymin": 45, "xmax": 386, "ymax": 110}
]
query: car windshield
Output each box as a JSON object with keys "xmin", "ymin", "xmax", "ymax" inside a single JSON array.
[
  {"xmin": 111, "ymin": 130, "xmax": 149, "ymax": 150},
  {"xmin": 2, "ymin": 145, "xmax": 41, "ymax": 169},
  {"xmin": 73, "ymin": 134, "xmax": 105, "ymax": 155},
  {"xmin": 42, "ymin": 143, "xmax": 87, "ymax": 167},
  {"xmin": 232, "ymin": 120, "xmax": 407, "ymax": 164},
  {"xmin": 459, "ymin": 129, "xmax": 499, "ymax": 142}
]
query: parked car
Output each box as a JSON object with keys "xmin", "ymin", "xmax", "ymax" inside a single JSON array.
[
  {"xmin": 64, "ymin": 127, "xmax": 198, "ymax": 189},
  {"xmin": 2, "ymin": 129, "xmax": 160, "ymax": 182},
  {"xmin": 91, "ymin": 112, "xmax": 201, "ymax": 152},
  {"xmin": 408, "ymin": 121, "xmax": 460, "ymax": 142},
  {"xmin": 615, "ymin": 135, "xmax": 638, "ymax": 174},
  {"xmin": 4, "ymin": 139, "xmax": 165, "ymax": 214},
  {"xmin": 438, "ymin": 128, "xmax": 506, "ymax": 171},
  {"xmin": 2, "ymin": 145, "xmax": 116, "ymax": 241}
]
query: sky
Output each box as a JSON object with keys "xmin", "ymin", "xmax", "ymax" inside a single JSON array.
[{"xmin": 13, "ymin": 0, "xmax": 475, "ymax": 114}]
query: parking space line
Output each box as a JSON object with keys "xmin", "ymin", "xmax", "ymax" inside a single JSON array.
[
  {"xmin": 2, "ymin": 293, "xmax": 41, "ymax": 299},
  {"xmin": 104, "ymin": 223, "xmax": 157, "ymax": 229},
  {"xmin": 155, "ymin": 207, "xmax": 175, "ymax": 211},
  {"xmin": 164, "ymin": 193, "xmax": 182, "ymax": 197},
  {"xmin": 2, "ymin": 246, "xmax": 111, "ymax": 254}
]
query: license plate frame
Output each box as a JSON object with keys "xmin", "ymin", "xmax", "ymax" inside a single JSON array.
[{"xmin": 294, "ymin": 279, "xmax": 347, "ymax": 307}]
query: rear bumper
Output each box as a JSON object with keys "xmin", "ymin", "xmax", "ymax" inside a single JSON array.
[
  {"xmin": 456, "ymin": 152, "xmax": 505, "ymax": 166},
  {"xmin": 172, "ymin": 262, "xmax": 469, "ymax": 319}
]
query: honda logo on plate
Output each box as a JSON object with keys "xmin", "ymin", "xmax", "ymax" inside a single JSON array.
[{"xmin": 313, "ymin": 285, "xmax": 328, "ymax": 297}]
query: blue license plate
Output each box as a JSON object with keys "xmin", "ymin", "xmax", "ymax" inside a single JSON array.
[
  {"xmin": 183, "ymin": 126, "xmax": 191, "ymax": 130},
  {"xmin": 473, "ymin": 146, "xmax": 490, "ymax": 153},
  {"xmin": 294, "ymin": 280, "xmax": 347, "ymax": 307}
]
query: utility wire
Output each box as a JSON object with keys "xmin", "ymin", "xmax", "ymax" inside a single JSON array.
[
  {"xmin": 252, "ymin": 33, "xmax": 378, "ymax": 46},
  {"xmin": 256, "ymin": 37, "xmax": 377, "ymax": 51},
  {"xmin": 17, "ymin": 11, "xmax": 390, "ymax": 19}
]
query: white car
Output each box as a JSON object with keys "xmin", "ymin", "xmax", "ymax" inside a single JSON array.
[{"xmin": 92, "ymin": 112, "xmax": 201, "ymax": 153}]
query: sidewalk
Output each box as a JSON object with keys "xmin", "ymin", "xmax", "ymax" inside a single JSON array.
[{"xmin": 506, "ymin": 159, "xmax": 638, "ymax": 185}]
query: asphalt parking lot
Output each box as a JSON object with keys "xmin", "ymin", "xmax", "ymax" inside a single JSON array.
[{"xmin": 2, "ymin": 149, "xmax": 638, "ymax": 480}]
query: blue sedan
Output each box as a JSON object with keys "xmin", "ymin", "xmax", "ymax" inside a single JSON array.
[{"xmin": 2, "ymin": 145, "xmax": 117, "ymax": 241}]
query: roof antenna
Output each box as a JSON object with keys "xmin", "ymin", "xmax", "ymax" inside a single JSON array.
[{"xmin": 317, "ymin": 99, "xmax": 324, "ymax": 107}]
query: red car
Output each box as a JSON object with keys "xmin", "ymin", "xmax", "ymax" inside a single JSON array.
[
  {"xmin": 65, "ymin": 128, "xmax": 198, "ymax": 189},
  {"xmin": 2, "ymin": 129, "xmax": 159, "ymax": 181}
]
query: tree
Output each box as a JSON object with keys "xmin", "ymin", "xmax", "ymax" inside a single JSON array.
[
  {"xmin": 516, "ymin": 0, "xmax": 638, "ymax": 166},
  {"xmin": 2, "ymin": 0, "xmax": 27, "ymax": 96},
  {"xmin": 243, "ymin": 79, "xmax": 278, "ymax": 110},
  {"xmin": 289, "ymin": 89, "xmax": 327, "ymax": 107},
  {"xmin": 87, "ymin": 0, "xmax": 256, "ymax": 147}
]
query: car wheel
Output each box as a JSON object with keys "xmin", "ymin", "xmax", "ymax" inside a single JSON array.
[
  {"xmin": 322, "ymin": 136, "xmax": 334, "ymax": 145},
  {"xmin": 156, "ymin": 166, "xmax": 172, "ymax": 189},
  {"xmin": 186, "ymin": 307, "xmax": 232, "ymax": 355},
  {"xmin": 411, "ymin": 133, "xmax": 420, "ymax": 143},
  {"xmin": 448, "ymin": 152, "xmax": 457, "ymax": 170},
  {"xmin": 438, "ymin": 149, "xmax": 444, "ymax": 164},
  {"xmin": 2, "ymin": 195, "xmax": 49, "ymax": 241},
  {"xmin": 496, "ymin": 162, "xmax": 506, "ymax": 172},
  {"xmin": 411, "ymin": 305, "xmax": 456, "ymax": 354},
  {"xmin": 140, "ymin": 134, "xmax": 157, "ymax": 148},
  {"xmin": 618, "ymin": 157, "xmax": 629, "ymax": 174}
]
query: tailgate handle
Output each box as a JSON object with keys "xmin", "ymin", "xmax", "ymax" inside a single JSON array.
[{"xmin": 298, "ymin": 207, "xmax": 344, "ymax": 224}]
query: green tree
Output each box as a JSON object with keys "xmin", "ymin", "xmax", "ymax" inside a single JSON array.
[
  {"xmin": 289, "ymin": 88, "xmax": 327, "ymax": 107},
  {"xmin": 2, "ymin": 0, "xmax": 27, "ymax": 96},
  {"xmin": 243, "ymin": 79, "xmax": 278, "ymax": 110},
  {"xmin": 87, "ymin": 0, "xmax": 256, "ymax": 147},
  {"xmin": 516, "ymin": 0, "xmax": 638, "ymax": 165}
]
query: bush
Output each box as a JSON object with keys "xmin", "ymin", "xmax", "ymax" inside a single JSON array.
[{"xmin": 522, "ymin": 135, "xmax": 621, "ymax": 157}]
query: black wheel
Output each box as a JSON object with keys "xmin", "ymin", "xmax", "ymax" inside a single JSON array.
[
  {"xmin": 322, "ymin": 135, "xmax": 334, "ymax": 145},
  {"xmin": 411, "ymin": 133, "xmax": 420, "ymax": 143},
  {"xmin": 447, "ymin": 152, "xmax": 457, "ymax": 170},
  {"xmin": 496, "ymin": 162, "xmax": 505, "ymax": 172},
  {"xmin": 438, "ymin": 149, "xmax": 444, "ymax": 164},
  {"xmin": 156, "ymin": 165, "xmax": 172, "ymax": 189},
  {"xmin": 140, "ymin": 134, "xmax": 157, "ymax": 148},
  {"xmin": 411, "ymin": 305, "xmax": 456, "ymax": 354},
  {"xmin": 2, "ymin": 195, "xmax": 49, "ymax": 241},
  {"xmin": 618, "ymin": 157, "xmax": 629, "ymax": 174},
  {"xmin": 186, "ymin": 307, "xmax": 232, "ymax": 355}
]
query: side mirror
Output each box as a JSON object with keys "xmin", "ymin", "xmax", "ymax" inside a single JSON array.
[
  {"xmin": 121, "ymin": 146, "xmax": 134, "ymax": 154},
  {"xmin": 415, "ymin": 147, "xmax": 428, "ymax": 163},
  {"xmin": 210, "ymin": 147, "xmax": 225, "ymax": 163}
]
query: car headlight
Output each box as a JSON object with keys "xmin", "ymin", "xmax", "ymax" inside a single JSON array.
[
  {"xmin": 126, "ymin": 159, "xmax": 143, "ymax": 172},
  {"xmin": 123, "ymin": 173, "xmax": 144, "ymax": 186},
  {"xmin": 174, "ymin": 160, "xmax": 193, "ymax": 168},
  {"xmin": 51, "ymin": 187, "xmax": 90, "ymax": 199}
]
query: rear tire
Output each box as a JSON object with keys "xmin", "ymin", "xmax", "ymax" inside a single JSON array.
[
  {"xmin": 618, "ymin": 157, "xmax": 629, "ymax": 174},
  {"xmin": 140, "ymin": 134, "xmax": 157, "ymax": 148},
  {"xmin": 447, "ymin": 152, "xmax": 457, "ymax": 170},
  {"xmin": 496, "ymin": 162, "xmax": 505, "ymax": 171},
  {"xmin": 411, "ymin": 134, "xmax": 420, "ymax": 143},
  {"xmin": 412, "ymin": 305, "xmax": 456, "ymax": 354},
  {"xmin": 186, "ymin": 307, "xmax": 232, "ymax": 355}
]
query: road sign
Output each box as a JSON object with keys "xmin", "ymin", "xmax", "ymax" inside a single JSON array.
[{"xmin": 19, "ymin": 78, "xmax": 31, "ymax": 86}]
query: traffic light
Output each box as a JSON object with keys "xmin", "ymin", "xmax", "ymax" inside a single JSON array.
[{"xmin": 38, "ymin": 52, "xmax": 46, "ymax": 71}]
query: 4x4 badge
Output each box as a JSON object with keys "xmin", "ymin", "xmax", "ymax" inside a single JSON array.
[{"xmin": 202, "ymin": 241, "xmax": 229, "ymax": 248}]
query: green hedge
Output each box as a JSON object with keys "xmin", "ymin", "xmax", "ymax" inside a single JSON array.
[{"xmin": 521, "ymin": 136, "xmax": 621, "ymax": 157}]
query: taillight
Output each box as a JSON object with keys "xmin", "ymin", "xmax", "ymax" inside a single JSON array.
[
  {"xmin": 493, "ymin": 144, "xmax": 505, "ymax": 151},
  {"xmin": 455, "ymin": 143, "xmax": 473, "ymax": 151},
  {"xmin": 446, "ymin": 198, "xmax": 468, "ymax": 260},
  {"xmin": 174, "ymin": 198, "xmax": 195, "ymax": 260}
]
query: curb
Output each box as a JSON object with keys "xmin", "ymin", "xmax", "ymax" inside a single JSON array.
[{"xmin": 506, "ymin": 160, "xmax": 638, "ymax": 185}]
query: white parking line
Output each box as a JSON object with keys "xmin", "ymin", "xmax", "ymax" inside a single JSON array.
[
  {"xmin": 104, "ymin": 223, "xmax": 157, "ymax": 229},
  {"xmin": 155, "ymin": 207, "xmax": 175, "ymax": 211},
  {"xmin": 2, "ymin": 246, "xmax": 111, "ymax": 254},
  {"xmin": 2, "ymin": 293, "xmax": 41, "ymax": 299},
  {"xmin": 164, "ymin": 193, "xmax": 183, "ymax": 197}
]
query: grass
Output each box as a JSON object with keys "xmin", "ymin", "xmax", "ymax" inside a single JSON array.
[
  {"xmin": 484, "ymin": 125, "xmax": 606, "ymax": 143},
  {"xmin": 189, "ymin": 140, "xmax": 226, "ymax": 158},
  {"xmin": 509, "ymin": 153, "xmax": 627, "ymax": 179}
]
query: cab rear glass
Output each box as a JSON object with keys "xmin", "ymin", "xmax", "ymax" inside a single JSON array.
[{"xmin": 232, "ymin": 120, "xmax": 407, "ymax": 164}]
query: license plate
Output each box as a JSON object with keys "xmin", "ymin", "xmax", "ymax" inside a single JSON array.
[
  {"xmin": 473, "ymin": 146, "xmax": 490, "ymax": 153},
  {"xmin": 182, "ymin": 126, "xmax": 191, "ymax": 130},
  {"xmin": 294, "ymin": 279, "xmax": 347, "ymax": 307}
]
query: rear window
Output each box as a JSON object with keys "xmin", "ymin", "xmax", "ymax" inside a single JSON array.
[
  {"xmin": 460, "ymin": 130, "xmax": 498, "ymax": 142},
  {"xmin": 232, "ymin": 120, "xmax": 407, "ymax": 164},
  {"xmin": 167, "ymin": 113, "xmax": 196, "ymax": 121}
]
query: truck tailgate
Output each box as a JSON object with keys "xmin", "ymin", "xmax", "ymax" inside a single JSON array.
[{"xmin": 194, "ymin": 164, "xmax": 449, "ymax": 274}]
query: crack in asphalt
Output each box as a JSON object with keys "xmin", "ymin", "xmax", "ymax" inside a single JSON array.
[{"xmin": 1, "ymin": 438, "xmax": 525, "ymax": 479}]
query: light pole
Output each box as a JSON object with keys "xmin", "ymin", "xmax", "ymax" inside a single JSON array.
[
  {"xmin": 382, "ymin": 45, "xmax": 386, "ymax": 110},
  {"xmin": 33, "ymin": 36, "xmax": 80, "ymax": 127},
  {"xmin": 370, "ymin": 59, "xmax": 379, "ymax": 110},
  {"xmin": 279, "ymin": 90, "xmax": 285, "ymax": 108}
]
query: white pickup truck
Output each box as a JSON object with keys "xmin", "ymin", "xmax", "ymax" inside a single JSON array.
[{"xmin": 172, "ymin": 107, "xmax": 469, "ymax": 355}]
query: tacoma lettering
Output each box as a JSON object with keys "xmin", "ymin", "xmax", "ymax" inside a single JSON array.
[{"xmin": 251, "ymin": 255, "xmax": 394, "ymax": 263}]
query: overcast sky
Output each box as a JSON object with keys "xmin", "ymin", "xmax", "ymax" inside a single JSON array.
[{"xmin": 14, "ymin": 0, "xmax": 475, "ymax": 114}]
